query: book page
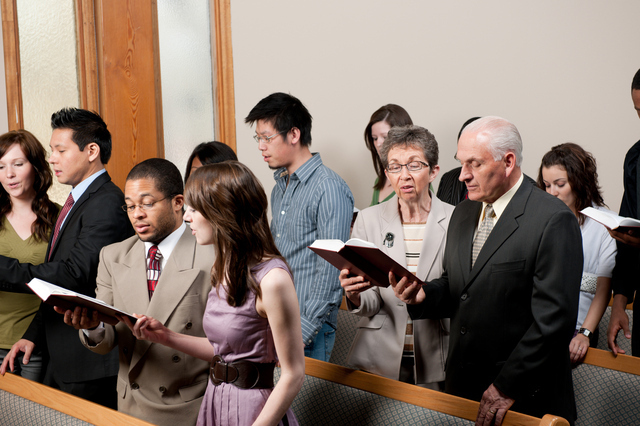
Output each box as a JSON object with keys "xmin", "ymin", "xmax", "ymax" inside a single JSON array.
[
  {"xmin": 581, "ymin": 207, "xmax": 640, "ymax": 229},
  {"xmin": 345, "ymin": 238, "xmax": 377, "ymax": 248},
  {"xmin": 308, "ymin": 239, "xmax": 346, "ymax": 251}
]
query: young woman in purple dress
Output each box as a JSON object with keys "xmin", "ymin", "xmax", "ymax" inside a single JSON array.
[{"xmin": 124, "ymin": 161, "xmax": 304, "ymax": 425}]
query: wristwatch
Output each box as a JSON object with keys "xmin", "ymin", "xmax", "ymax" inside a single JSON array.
[{"xmin": 578, "ymin": 328, "xmax": 592, "ymax": 338}]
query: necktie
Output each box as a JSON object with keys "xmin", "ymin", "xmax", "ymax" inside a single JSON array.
[
  {"xmin": 49, "ymin": 193, "xmax": 75, "ymax": 260},
  {"xmin": 472, "ymin": 204, "xmax": 495, "ymax": 267},
  {"xmin": 147, "ymin": 245, "xmax": 163, "ymax": 298}
]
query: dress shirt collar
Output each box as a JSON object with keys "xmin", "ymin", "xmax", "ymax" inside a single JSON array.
[
  {"xmin": 70, "ymin": 168, "xmax": 106, "ymax": 203},
  {"xmin": 273, "ymin": 153, "xmax": 323, "ymax": 184},
  {"xmin": 480, "ymin": 172, "xmax": 524, "ymax": 222},
  {"xmin": 144, "ymin": 222, "xmax": 186, "ymax": 270}
]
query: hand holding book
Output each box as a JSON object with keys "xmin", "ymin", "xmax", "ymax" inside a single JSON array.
[
  {"xmin": 54, "ymin": 305, "xmax": 101, "ymax": 330},
  {"xmin": 339, "ymin": 268, "xmax": 375, "ymax": 307},
  {"xmin": 580, "ymin": 207, "xmax": 640, "ymax": 248},
  {"xmin": 309, "ymin": 238, "xmax": 425, "ymax": 289},
  {"xmin": 27, "ymin": 278, "xmax": 137, "ymax": 326}
]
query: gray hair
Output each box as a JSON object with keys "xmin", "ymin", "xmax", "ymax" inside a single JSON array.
[
  {"xmin": 380, "ymin": 125, "xmax": 439, "ymax": 168},
  {"xmin": 460, "ymin": 116, "xmax": 523, "ymax": 167}
]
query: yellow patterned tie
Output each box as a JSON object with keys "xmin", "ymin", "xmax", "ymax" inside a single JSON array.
[{"xmin": 472, "ymin": 204, "xmax": 495, "ymax": 267}]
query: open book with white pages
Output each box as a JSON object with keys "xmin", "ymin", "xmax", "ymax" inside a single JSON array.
[
  {"xmin": 581, "ymin": 207, "xmax": 640, "ymax": 230},
  {"xmin": 27, "ymin": 278, "xmax": 136, "ymax": 326},
  {"xmin": 309, "ymin": 238, "xmax": 424, "ymax": 288}
]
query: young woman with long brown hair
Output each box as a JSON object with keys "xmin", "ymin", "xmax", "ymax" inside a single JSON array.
[
  {"xmin": 125, "ymin": 161, "xmax": 304, "ymax": 425},
  {"xmin": 0, "ymin": 130, "xmax": 59, "ymax": 380}
]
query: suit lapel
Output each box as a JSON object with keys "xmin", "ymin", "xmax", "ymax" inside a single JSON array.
[
  {"xmin": 130, "ymin": 229, "xmax": 201, "ymax": 368},
  {"xmin": 46, "ymin": 172, "xmax": 111, "ymax": 259},
  {"xmin": 465, "ymin": 181, "xmax": 531, "ymax": 289},
  {"xmin": 456, "ymin": 201, "xmax": 482, "ymax": 284},
  {"xmin": 114, "ymin": 239, "xmax": 150, "ymax": 316},
  {"xmin": 379, "ymin": 196, "xmax": 407, "ymax": 268},
  {"xmin": 146, "ymin": 229, "xmax": 200, "ymax": 322},
  {"xmin": 415, "ymin": 195, "xmax": 447, "ymax": 280}
]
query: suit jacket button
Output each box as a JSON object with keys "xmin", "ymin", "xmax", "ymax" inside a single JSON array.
[
  {"xmin": 185, "ymin": 322, "xmax": 193, "ymax": 330},
  {"xmin": 460, "ymin": 327, "xmax": 467, "ymax": 335},
  {"xmin": 159, "ymin": 386, "xmax": 167, "ymax": 393},
  {"xmin": 460, "ymin": 293, "xmax": 468, "ymax": 301},
  {"xmin": 172, "ymin": 355, "xmax": 181, "ymax": 363},
  {"xmin": 131, "ymin": 382, "xmax": 139, "ymax": 390}
]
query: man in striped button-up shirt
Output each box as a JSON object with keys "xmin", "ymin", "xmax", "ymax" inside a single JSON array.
[{"xmin": 246, "ymin": 93, "xmax": 354, "ymax": 361}]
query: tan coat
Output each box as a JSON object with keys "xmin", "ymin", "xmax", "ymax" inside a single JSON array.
[
  {"xmin": 80, "ymin": 228, "xmax": 214, "ymax": 426},
  {"xmin": 346, "ymin": 193, "xmax": 453, "ymax": 385}
]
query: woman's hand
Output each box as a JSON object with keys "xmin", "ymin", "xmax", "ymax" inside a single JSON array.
[
  {"xmin": 569, "ymin": 333, "xmax": 590, "ymax": 363},
  {"xmin": 339, "ymin": 269, "xmax": 373, "ymax": 307},
  {"xmin": 120, "ymin": 314, "xmax": 170, "ymax": 345},
  {"xmin": 0, "ymin": 339, "xmax": 35, "ymax": 375}
]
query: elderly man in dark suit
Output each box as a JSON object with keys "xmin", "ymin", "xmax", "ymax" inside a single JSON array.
[
  {"xmin": 0, "ymin": 108, "xmax": 133, "ymax": 408},
  {"xmin": 393, "ymin": 116, "xmax": 582, "ymax": 426}
]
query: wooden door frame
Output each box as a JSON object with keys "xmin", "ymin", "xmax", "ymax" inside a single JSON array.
[{"xmin": 1, "ymin": 0, "xmax": 236, "ymax": 187}]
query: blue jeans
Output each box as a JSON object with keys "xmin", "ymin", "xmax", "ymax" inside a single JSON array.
[
  {"xmin": 304, "ymin": 321, "xmax": 336, "ymax": 361},
  {"xmin": 0, "ymin": 349, "xmax": 44, "ymax": 382}
]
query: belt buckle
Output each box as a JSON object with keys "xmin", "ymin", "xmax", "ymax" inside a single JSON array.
[{"xmin": 210, "ymin": 355, "xmax": 239, "ymax": 386}]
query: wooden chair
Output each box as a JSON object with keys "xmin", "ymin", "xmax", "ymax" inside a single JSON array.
[{"xmin": 0, "ymin": 372, "xmax": 154, "ymax": 426}]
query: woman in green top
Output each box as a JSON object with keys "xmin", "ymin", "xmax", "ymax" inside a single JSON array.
[
  {"xmin": 0, "ymin": 130, "xmax": 59, "ymax": 381},
  {"xmin": 364, "ymin": 104, "xmax": 413, "ymax": 205}
]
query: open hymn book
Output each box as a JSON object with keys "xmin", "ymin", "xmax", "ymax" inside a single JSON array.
[
  {"xmin": 309, "ymin": 238, "xmax": 424, "ymax": 288},
  {"xmin": 27, "ymin": 278, "xmax": 136, "ymax": 326},
  {"xmin": 581, "ymin": 207, "xmax": 640, "ymax": 230}
]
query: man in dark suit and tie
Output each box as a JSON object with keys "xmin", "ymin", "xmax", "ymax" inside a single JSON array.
[
  {"xmin": 392, "ymin": 116, "xmax": 583, "ymax": 425},
  {"xmin": 0, "ymin": 108, "xmax": 133, "ymax": 408}
]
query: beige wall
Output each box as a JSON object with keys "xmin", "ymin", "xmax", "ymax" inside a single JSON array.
[{"xmin": 231, "ymin": 1, "xmax": 640, "ymax": 211}]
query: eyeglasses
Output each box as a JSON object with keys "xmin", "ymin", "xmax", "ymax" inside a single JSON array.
[
  {"xmin": 253, "ymin": 130, "xmax": 287, "ymax": 144},
  {"xmin": 386, "ymin": 161, "xmax": 430, "ymax": 173},
  {"xmin": 122, "ymin": 196, "xmax": 169, "ymax": 214}
]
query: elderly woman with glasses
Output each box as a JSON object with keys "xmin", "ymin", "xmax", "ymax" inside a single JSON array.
[{"xmin": 339, "ymin": 125, "xmax": 453, "ymax": 389}]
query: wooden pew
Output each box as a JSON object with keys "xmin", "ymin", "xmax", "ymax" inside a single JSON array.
[
  {"xmin": 287, "ymin": 358, "xmax": 569, "ymax": 426},
  {"xmin": 0, "ymin": 372, "xmax": 153, "ymax": 426},
  {"xmin": 573, "ymin": 348, "xmax": 640, "ymax": 425}
]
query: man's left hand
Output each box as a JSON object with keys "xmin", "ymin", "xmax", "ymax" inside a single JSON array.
[
  {"xmin": 608, "ymin": 228, "xmax": 640, "ymax": 248},
  {"xmin": 476, "ymin": 384, "xmax": 515, "ymax": 426}
]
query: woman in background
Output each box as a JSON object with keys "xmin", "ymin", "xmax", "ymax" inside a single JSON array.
[
  {"xmin": 538, "ymin": 142, "xmax": 616, "ymax": 363},
  {"xmin": 364, "ymin": 104, "xmax": 413, "ymax": 205},
  {"xmin": 125, "ymin": 161, "xmax": 304, "ymax": 425},
  {"xmin": 340, "ymin": 125, "xmax": 452, "ymax": 389},
  {"xmin": 0, "ymin": 130, "xmax": 59, "ymax": 381},
  {"xmin": 184, "ymin": 141, "xmax": 238, "ymax": 183}
]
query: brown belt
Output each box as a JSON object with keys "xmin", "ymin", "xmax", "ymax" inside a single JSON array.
[{"xmin": 209, "ymin": 354, "xmax": 275, "ymax": 389}]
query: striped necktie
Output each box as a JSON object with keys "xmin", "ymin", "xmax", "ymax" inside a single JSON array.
[
  {"xmin": 472, "ymin": 204, "xmax": 495, "ymax": 267},
  {"xmin": 147, "ymin": 245, "xmax": 163, "ymax": 298}
]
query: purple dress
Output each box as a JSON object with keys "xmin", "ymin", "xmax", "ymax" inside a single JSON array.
[{"xmin": 196, "ymin": 258, "xmax": 298, "ymax": 426}]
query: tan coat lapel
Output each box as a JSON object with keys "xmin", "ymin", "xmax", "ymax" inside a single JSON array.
[
  {"xmin": 415, "ymin": 195, "xmax": 448, "ymax": 281},
  {"xmin": 379, "ymin": 196, "xmax": 407, "ymax": 269},
  {"xmin": 130, "ymin": 229, "xmax": 201, "ymax": 369},
  {"xmin": 113, "ymin": 239, "xmax": 150, "ymax": 316}
]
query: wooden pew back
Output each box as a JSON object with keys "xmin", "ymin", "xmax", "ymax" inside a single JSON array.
[
  {"xmin": 281, "ymin": 358, "xmax": 568, "ymax": 426},
  {"xmin": 0, "ymin": 372, "xmax": 153, "ymax": 426}
]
